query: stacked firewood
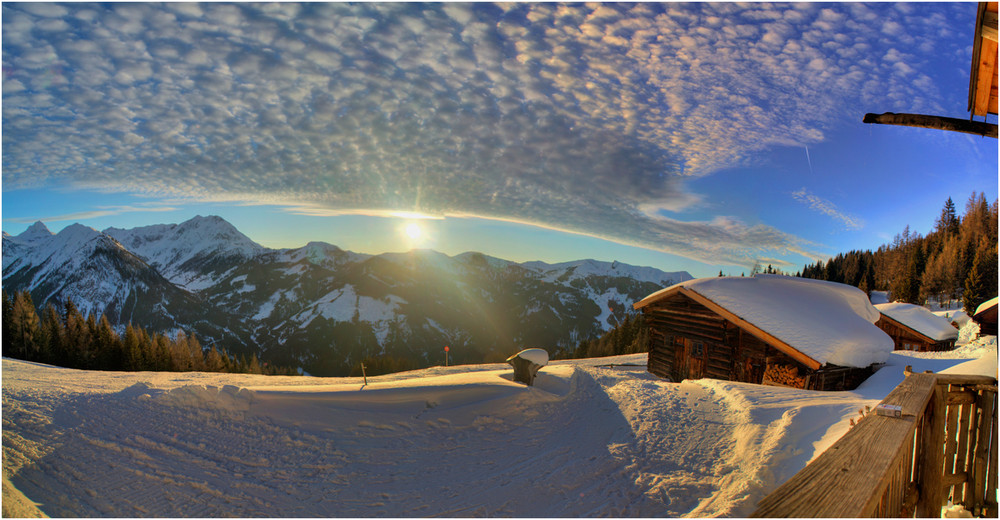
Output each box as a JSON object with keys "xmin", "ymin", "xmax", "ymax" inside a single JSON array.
[{"xmin": 763, "ymin": 363, "xmax": 807, "ymax": 388}]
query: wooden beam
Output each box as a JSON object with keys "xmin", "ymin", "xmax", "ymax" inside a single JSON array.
[
  {"xmin": 973, "ymin": 37, "xmax": 998, "ymax": 116},
  {"xmin": 863, "ymin": 112, "xmax": 998, "ymax": 138}
]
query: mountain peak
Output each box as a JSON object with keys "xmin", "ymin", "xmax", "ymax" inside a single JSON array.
[{"xmin": 17, "ymin": 221, "xmax": 53, "ymax": 241}]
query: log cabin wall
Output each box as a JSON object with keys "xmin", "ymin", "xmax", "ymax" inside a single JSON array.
[{"xmin": 642, "ymin": 293, "xmax": 778, "ymax": 385}]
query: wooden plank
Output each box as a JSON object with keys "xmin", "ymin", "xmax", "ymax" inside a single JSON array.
[
  {"xmin": 955, "ymin": 398, "xmax": 975, "ymax": 504},
  {"xmin": 935, "ymin": 374, "xmax": 998, "ymax": 386},
  {"xmin": 947, "ymin": 391, "xmax": 977, "ymax": 405},
  {"xmin": 986, "ymin": 389, "xmax": 998, "ymax": 515},
  {"xmin": 917, "ymin": 384, "xmax": 948, "ymax": 517},
  {"xmin": 650, "ymin": 321, "xmax": 725, "ymax": 343},
  {"xmin": 974, "ymin": 37, "xmax": 998, "ymax": 116},
  {"xmin": 943, "ymin": 471, "xmax": 969, "ymax": 487},
  {"xmin": 945, "ymin": 401, "xmax": 961, "ymax": 477},
  {"xmin": 646, "ymin": 318, "xmax": 726, "ymax": 342},
  {"xmin": 862, "ymin": 112, "xmax": 999, "ymax": 138},
  {"xmin": 751, "ymin": 373, "xmax": 936, "ymax": 517},
  {"xmin": 646, "ymin": 305, "xmax": 723, "ymax": 322},
  {"xmin": 970, "ymin": 388, "xmax": 994, "ymax": 513}
]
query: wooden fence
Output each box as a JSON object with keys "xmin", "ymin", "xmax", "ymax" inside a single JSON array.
[{"xmin": 752, "ymin": 368, "xmax": 997, "ymax": 517}]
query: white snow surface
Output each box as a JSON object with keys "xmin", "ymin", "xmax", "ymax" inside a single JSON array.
[
  {"xmin": 4, "ymin": 336, "xmax": 994, "ymax": 518},
  {"xmin": 875, "ymin": 302, "xmax": 959, "ymax": 342},
  {"xmin": 641, "ymin": 275, "xmax": 894, "ymax": 368},
  {"xmin": 508, "ymin": 348, "xmax": 550, "ymax": 366}
]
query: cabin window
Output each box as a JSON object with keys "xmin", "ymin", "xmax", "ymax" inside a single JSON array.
[{"xmin": 693, "ymin": 341, "xmax": 704, "ymax": 357}]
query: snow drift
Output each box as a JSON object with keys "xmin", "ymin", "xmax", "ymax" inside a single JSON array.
[{"xmin": 3, "ymin": 330, "xmax": 993, "ymax": 518}]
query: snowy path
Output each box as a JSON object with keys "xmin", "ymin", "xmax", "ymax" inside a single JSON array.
[{"xmin": 3, "ymin": 342, "xmax": 993, "ymax": 517}]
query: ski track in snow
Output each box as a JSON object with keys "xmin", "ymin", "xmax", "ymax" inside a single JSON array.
[{"xmin": 3, "ymin": 340, "xmax": 994, "ymax": 518}]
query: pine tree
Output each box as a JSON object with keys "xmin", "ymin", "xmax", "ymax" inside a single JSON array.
[
  {"xmin": 2, "ymin": 290, "xmax": 14, "ymax": 358},
  {"xmin": 964, "ymin": 250, "xmax": 986, "ymax": 314},
  {"xmin": 205, "ymin": 345, "xmax": 225, "ymax": 372},
  {"xmin": 936, "ymin": 197, "xmax": 960, "ymax": 236},
  {"xmin": 10, "ymin": 291, "xmax": 40, "ymax": 360},
  {"xmin": 39, "ymin": 303, "xmax": 64, "ymax": 366}
]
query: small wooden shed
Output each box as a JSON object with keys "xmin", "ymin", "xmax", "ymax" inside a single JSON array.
[
  {"xmin": 633, "ymin": 275, "xmax": 893, "ymax": 391},
  {"xmin": 973, "ymin": 297, "xmax": 998, "ymax": 336},
  {"xmin": 874, "ymin": 303, "xmax": 958, "ymax": 352}
]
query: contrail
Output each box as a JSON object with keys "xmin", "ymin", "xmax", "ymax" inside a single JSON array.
[{"xmin": 804, "ymin": 146, "xmax": 814, "ymax": 175}]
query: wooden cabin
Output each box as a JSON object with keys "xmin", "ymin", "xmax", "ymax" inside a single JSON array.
[
  {"xmin": 973, "ymin": 297, "xmax": 998, "ymax": 336},
  {"xmin": 633, "ymin": 275, "xmax": 893, "ymax": 391},
  {"xmin": 874, "ymin": 303, "xmax": 958, "ymax": 352}
]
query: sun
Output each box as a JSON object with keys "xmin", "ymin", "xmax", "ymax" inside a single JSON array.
[{"xmin": 404, "ymin": 223, "xmax": 423, "ymax": 241}]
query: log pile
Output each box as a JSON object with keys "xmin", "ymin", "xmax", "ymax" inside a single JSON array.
[{"xmin": 763, "ymin": 363, "xmax": 807, "ymax": 389}]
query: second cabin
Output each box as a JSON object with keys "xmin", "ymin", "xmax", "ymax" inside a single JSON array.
[
  {"xmin": 874, "ymin": 302, "xmax": 959, "ymax": 352},
  {"xmin": 633, "ymin": 275, "xmax": 894, "ymax": 391}
]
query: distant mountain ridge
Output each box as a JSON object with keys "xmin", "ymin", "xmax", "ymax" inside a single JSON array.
[{"xmin": 2, "ymin": 216, "xmax": 692, "ymax": 375}]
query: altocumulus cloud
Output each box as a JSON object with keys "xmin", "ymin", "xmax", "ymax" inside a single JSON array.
[{"xmin": 1, "ymin": 3, "xmax": 965, "ymax": 266}]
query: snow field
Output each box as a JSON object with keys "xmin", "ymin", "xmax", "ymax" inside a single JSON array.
[{"xmin": 3, "ymin": 333, "xmax": 994, "ymax": 518}]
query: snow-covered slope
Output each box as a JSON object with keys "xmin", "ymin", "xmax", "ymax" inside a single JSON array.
[{"xmin": 3, "ymin": 336, "xmax": 993, "ymax": 518}]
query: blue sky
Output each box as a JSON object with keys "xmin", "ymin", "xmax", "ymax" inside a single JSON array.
[{"xmin": 2, "ymin": 2, "xmax": 997, "ymax": 278}]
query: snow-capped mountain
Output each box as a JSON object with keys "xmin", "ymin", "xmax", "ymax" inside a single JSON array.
[
  {"xmin": 0, "ymin": 222, "xmax": 233, "ymax": 339},
  {"xmin": 3, "ymin": 216, "xmax": 692, "ymax": 375},
  {"xmin": 104, "ymin": 215, "xmax": 266, "ymax": 291}
]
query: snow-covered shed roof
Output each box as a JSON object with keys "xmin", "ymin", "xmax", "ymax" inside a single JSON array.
[
  {"xmin": 975, "ymin": 297, "xmax": 998, "ymax": 317},
  {"xmin": 634, "ymin": 275, "xmax": 893, "ymax": 369},
  {"xmin": 875, "ymin": 303, "xmax": 959, "ymax": 343}
]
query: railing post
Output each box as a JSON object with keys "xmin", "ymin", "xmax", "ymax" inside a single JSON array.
[{"xmin": 917, "ymin": 382, "xmax": 948, "ymax": 517}]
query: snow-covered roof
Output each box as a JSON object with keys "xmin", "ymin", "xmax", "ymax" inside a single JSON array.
[
  {"xmin": 933, "ymin": 310, "xmax": 970, "ymax": 327},
  {"xmin": 635, "ymin": 275, "xmax": 893, "ymax": 369},
  {"xmin": 875, "ymin": 303, "xmax": 959, "ymax": 342},
  {"xmin": 975, "ymin": 297, "xmax": 998, "ymax": 317},
  {"xmin": 507, "ymin": 348, "xmax": 549, "ymax": 366}
]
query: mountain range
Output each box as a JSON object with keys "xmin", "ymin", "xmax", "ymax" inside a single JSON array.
[{"xmin": 2, "ymin": 216, "xmax": 692, "ymax": 375}]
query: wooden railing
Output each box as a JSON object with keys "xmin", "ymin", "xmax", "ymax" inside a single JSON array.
[{"xmin": 752, "ymin": 368, "xmax": 997, "ymax": 517}]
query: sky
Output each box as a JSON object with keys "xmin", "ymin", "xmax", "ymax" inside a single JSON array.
[{"xmin": 2, "ymin": 2, "xmax": 997, "ymax": 278}]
